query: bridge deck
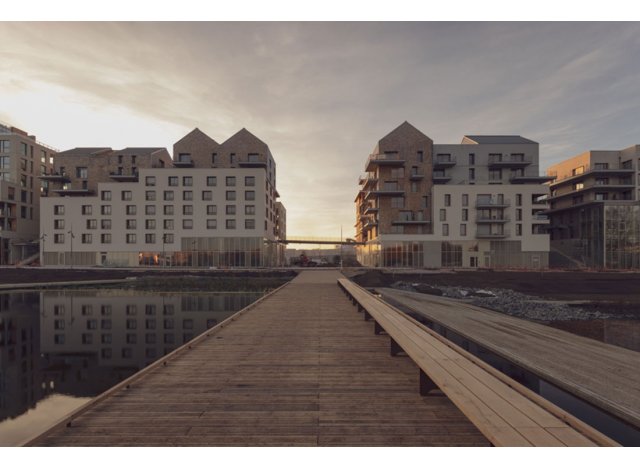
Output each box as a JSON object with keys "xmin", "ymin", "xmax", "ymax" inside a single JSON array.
[
  {"xmin": 30, "ymin": 270, "xmax": 488, "ymax": 446},
  {"xmin": 377, "ymin": 288, "xmax": 640, "ymax": 432}
]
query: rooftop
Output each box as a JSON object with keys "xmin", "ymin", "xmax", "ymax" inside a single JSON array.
[{"xmin": 462, "ymin": 135, "xmax": 538, "ymax": 145}]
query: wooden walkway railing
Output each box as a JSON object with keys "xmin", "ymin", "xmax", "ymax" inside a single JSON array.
[{"xmin": 338, "ymin": 278, "xmax": 619, "ymax": 447}]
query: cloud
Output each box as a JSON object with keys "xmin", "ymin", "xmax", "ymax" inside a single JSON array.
[{"xmin": 1, "ymin": 22, "xmax": 639, "ymax": 237}]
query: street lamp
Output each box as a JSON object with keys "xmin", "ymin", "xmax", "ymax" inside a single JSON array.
[
  {"xmin": 40, "ymin": 233, "xmax": 46, "ymax": 266},
  {"xmin": 162, "ymin": 233, "xmax": 168, "ymax": 268},
  {"xmin": 67, "ymin": 230, "xmax": 75, "ymax": 268}
]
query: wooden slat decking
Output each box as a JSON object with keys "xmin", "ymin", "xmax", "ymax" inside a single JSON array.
[
  {"xmin": 28, "ymin": 270, "xmax": 488, "ymax": 446},
  {"xmin": 377, "ymin": 288, "xmax": 640, "ymax": 430}
]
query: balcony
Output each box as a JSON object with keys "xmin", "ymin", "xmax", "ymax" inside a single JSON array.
[
  {"xmin": 409, "ymin": 172, "xmax": 425, "ymax": 180},
  {"xmin": 365, "ymin": 184, "xmax": 405, "ymax": 199},
  {"xmin": 532, "ymin": 214, "xmax": 550, "ymax": 223},
  {"xmin": 358, "ymin": 173, "xmax": 378, "ymax": 188},
  {"xmin": 365, "ymin": 153, "xmax": 405, "ymax": 172},
  {"xmin": 547, "ymin": 183, "xmax": 635, "ymax": 201},
  {"xmin": 488, "ymin": 155, "xmax": 532, "ymax": 168},
  {"xmin": 364, "ymin": 206, "xmax": 379, "ymax": 215},
  {"xmin": 509, "ymin": 175, "xmax": 555, "ymax": 184},
  {"xmin": 391, "ymin": 219, "xmax": 431, "ymax": 225},
  {"xmin": 475, "ymin": 197, "xmax": 510, "ymax": 208},
  {"xmin": 109, "ymin": 171, "xmax": 139, "ymax": 182},
  {"xmin": 52, "ymin": 188, "xmax": 95, "ymax": 196},
  {"xmin": 433, "ymin": 155, "xmax": 457, "ymax": 169},
  {"xmin": 432, "ymin": 172, "xmax": 452, "ymax": 183},
  {"xmin": 363, "ymin": 219, "xmax": 378, "ymax": 230},
  {"xmin": 39, "ymin": 172, "xmax": 71, "ymax": 183},
  {"xmin": 238, "ymin": 155, "xmax": 267, "ymax": 168},
  {"xmin": 549, "ymin": 165, "xmax": 635, "ymax": 188},
  {"xmin": 173, "ymin": 156, "xmax": 194, "ymax": 167},
  {"xmin": 476, "ymin": 229, "xmax": 510, "ymax": 239},
  {"xmin": 476, "ymin": 215, "xmax": 510, "ymax": 223}
]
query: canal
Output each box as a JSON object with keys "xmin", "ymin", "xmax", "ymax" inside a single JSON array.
[{"xmin": 0, "ymin": 288, "xmax": 265, "ymax": 445}]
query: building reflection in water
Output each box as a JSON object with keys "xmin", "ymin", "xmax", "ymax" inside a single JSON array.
[{"xmin": 0, "ymin": 289, "xmax": 261, "ymax": 438}]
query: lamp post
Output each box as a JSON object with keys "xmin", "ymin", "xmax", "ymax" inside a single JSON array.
[
  {"xmin": 162, "ymin": 233, "xmax": 167, "ymax": 268},
  {"xmin": 67, "ymin": 229, "xmax": 75, "ymax": 268},
  {"xmin": 40, "ymin": 233, "xmax": 46, "ymax": 266}
]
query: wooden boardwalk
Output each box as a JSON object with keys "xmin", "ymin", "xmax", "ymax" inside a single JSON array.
[
  {"xmin": 377, "ymin": 288, "xmax": 640, "ymax": 430},
  {"xmin": 29, "ymin": 270, "xmax": 488, "ymax": 446}
]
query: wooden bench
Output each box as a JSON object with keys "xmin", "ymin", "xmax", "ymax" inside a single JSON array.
[{"xmin": 337, "ymin": 278, "xmax": 619, "ymax": 447}]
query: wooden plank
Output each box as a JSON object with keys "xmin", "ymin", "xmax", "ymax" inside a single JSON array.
[{"xmin": 339, "ymin": 278, "xmax": 616, "ymax": 447}]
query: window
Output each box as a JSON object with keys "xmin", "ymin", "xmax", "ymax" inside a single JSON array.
[
  {"xmin": 211, "ymin": 153, "xmax": 217, "ymax": 165},
  {"xmin": 202, "ymin": 190, "xmax": 212, "ymax": 201},
  {"xmin": 439, "ymin": 209, "xmax": 446, "ymax": 221},
  {"xmin": 145, "ymin": 205, "xmax": 156, "ymax": 215},
  {"xmin": 245, "ymin": 205, "xmax": 255, "ymax": 215},
  {"xmin": 417, "ymin": 151, "xmax": 424, "ymax": 162},
  {"xmin": 164, "ymin": 205, "xmax": 174, "ymax": 215},
  {"xmin": 122, "ymin": 191, "xmax": 132, "ymax": 201},
  {"xmin": 469, "ymin": 168, "xmax": 475, "ymax": 180},
  {"xmin": 126, "ymin": 205, "xmax": 136, "ymax": 215},
  {"xmin": 245, "ymin": 219, "xmax": 255, "ymax": 229},
  {"xmin": 81, "ymin": 205, "xmax": 92, "ymax": 215},
  {"xmin": 101, "ymin": 233, "xmax": 112, "ymax": 244},
  {"xmin": 207, "ymin": 205, "xmax": 217, "ymax": 215},
  {"xmin": 145, "ymin": 190, "xmax": 156, "ymax": 201},
  {"xmin": 226, "ymin": 205, "xmax": 236, "ymax": 215},
  {"xmin": 54, "ymin": 219, "xmax": 65, "ymax": 230},
  {"xmin": 126, "ymin": 219, "xmax": 137, "ymax": 229},
  {"xmin": 76, "ymin": 167, "xmax": 88, "ymax": 179},
  {"xmin": 245, "ymin": 190, "xmax": 255, "ymax": 201},
  {"xmin": 183, "ymin": 176, "xmax": 193, "ymax": 186},
  {"xmin": 226, "ymin": 176, "xmax": 236, "ymax": 186},
  {"xmin": 183, "ymin": 190, "xmax": 193, "ymax": 201},
  {"xmin": 226, "ymin": 219, "xmax": 236, "ymax": 229},
  {"xmin": 594, "ymin": 163, "xmax": 609, "ymax": 170},
  {"xmin": 183, "ymin": 205, "xmax": 193, "ymax": 215},
  {"xmin": 226, "ymin": 191, "xmax": 236, "ymax": 201},
  {"xmin": 421, "ymin": 196, "xmax": 428, "ymax": 209},
  {"xmin": 126, "ymin": 234, "xmax": 137, "ymax": 244},
  {"xmin": 101, "ymin": 191, "xmax": 111, "ymax": 201},
  {"xmin": 145, "ymin": 176, "xmax": 156, "ymax": 186},
  {"xmin": 54, "ymin": 233, "xmax": 65, "ymax": 244},
  {"xmin": 82, "ymin": 233, "xmax": 92, "ymax": 244},
  {"xmin": 206, "ymin": 219, "xmax": 217, "ymax": 229},
  {"xmin": 516, "ymin": 194, "xmax": 522, "ymax": 206},
  {"xmin": 145, "ymin": 233, "xmax": 156, "ymax": 244},
  {"xmin": 469, "ymin": 154, "xmax": 475, "ymax": 165},
  {"xmin": 164, "ymin": 190, "xmax": 174, "ymax": 201},
  {"xmin": 442, "ymin": 224, "xmax": 449, "ymax": 236},
  {"xmin": 0, "ymin": 140, "xmax": 10, "ymax": 153},
  {"xmin": 462, "ymin": 194, "xmax": 468, "ymax": 207},
  {"xmin": 101, "ymin": 219, "xmax": 112, "ymax": 229},
  {"xmin": 86, "ymin": 219, "xmax": 97, "ymax": 230},
  {"xmin": 516, "ymin": 209, "xmax": 522, "ymax": 221},
  {"xmin": 230, "ymin": 154, "xmax": 236, "ymax": 165},
  {"xmin": 146, "ymin": 219, "xmax": 156, "ymax": 230},
  {"xmin": 462, "ymin": 209, "xmax": 468, "ymax": 221},
  {"xmin": 391, "ymin": 197, "xmax": 404, "ymax": 208},
  {"xmin": 164, "ymin": 220, "xmax": 174, "ymax": 230},
  {"xmin": 460, "ymin": 224, "xmax": 466, "ymax": 236},
  {"xmin": 182, "ymin": 219, "xmax": 193, "ymax": 229},
  {"xmin": 206, "ymin": 176, "xmax": 217, "ymax": 186},
  {"xmin": 444, "ymin": 194, "xmax": 451, "ymax": 207},
  {"xmin": 516, "ymin": 224, "xmax": 522, "ymax": 236},
  {"xmin": 391, "ymin": 167, "xmax": 405, "ymax": 178},
  {"xmin": 168, "ymin": 176, "xmax": 178, "ymax": 186},
  {"xmin": 101, "ymin": 205, "xmax": 112, "ymax": 215},
  {"xmin": 245, "ymin": 176, "xmax": 255, "ymax": 186}
]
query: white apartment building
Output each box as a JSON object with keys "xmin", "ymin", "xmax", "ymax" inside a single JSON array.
[
  {"xmin": 0, "ymin": 122, "xmax": 55, "ymax": 264},
  {"xmin": 40, "ymin": 128, "xmax": 286, "ymax": 268},
  {"xmin": 356, "ymin": 123, "xmax": 551, "ymax": 269}
]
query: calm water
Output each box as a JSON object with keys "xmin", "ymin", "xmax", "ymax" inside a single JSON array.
[{"xmin": 0, "ymin": 289, "xmax": 262, "ymax": 446}]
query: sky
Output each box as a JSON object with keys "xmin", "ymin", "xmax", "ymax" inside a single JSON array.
[{"xmin": 1, "ymin": 22, "xmax": 640, "ymax": 239}]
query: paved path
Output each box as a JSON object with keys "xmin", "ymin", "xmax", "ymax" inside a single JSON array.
[{"xmin": 31, "ymin": 270, "xmax": 487, "ymax": 446}]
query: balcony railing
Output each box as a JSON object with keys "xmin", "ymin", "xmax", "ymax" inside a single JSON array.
[
  {"xmin": 365, "ymin": 153, "xmax": 405, "ymax": 171},
  {"xmin": 476, "ymin": 215, "xmax": 510, "ymax": 223},
  {"xmin": 475, "ymin": 197, "xmax": 510, "ymax": 208},
  {"xmin": 548, "ymin": 164, "xmax": 635, "ymax": 186},
  {"xmin": 488, "ymin": 155, "xmax": 532, "ymax": 167},
  {"xmin": 433, "ymin": 155, "xmax": 457, "ymax": 168},
  {"xmin": 476, "ymin": 229, "xmax": 510, "ymax": 239}
]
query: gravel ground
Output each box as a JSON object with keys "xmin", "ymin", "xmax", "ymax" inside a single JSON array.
[{"xmin": 389, "ymin": 281, "xmax": 612, "ymax": 322}]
